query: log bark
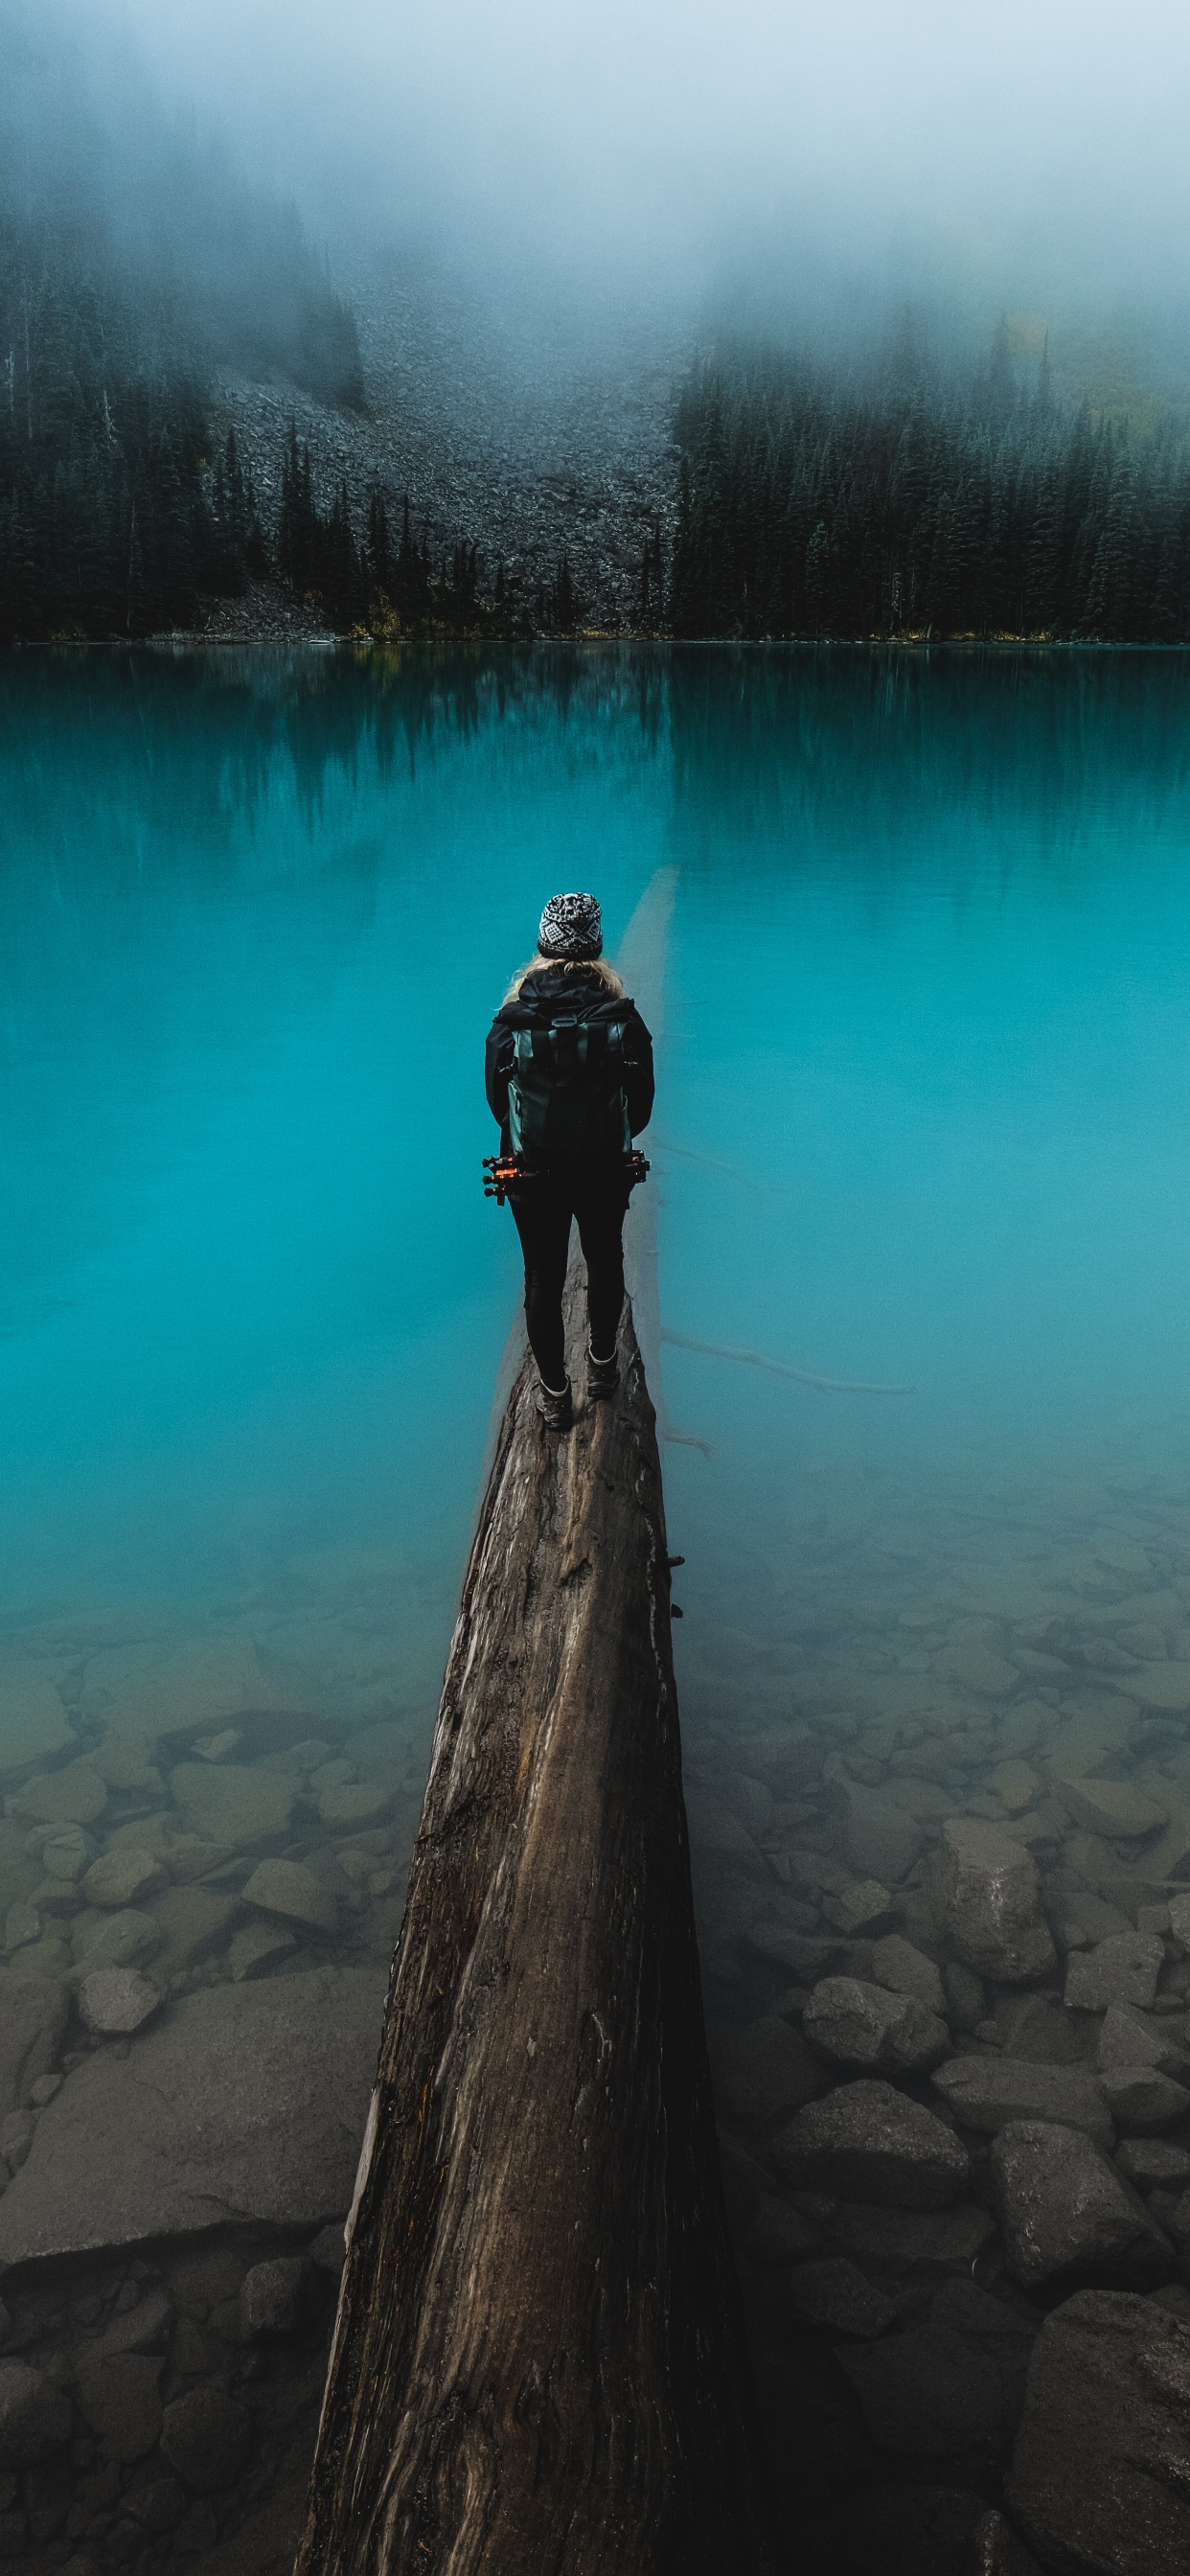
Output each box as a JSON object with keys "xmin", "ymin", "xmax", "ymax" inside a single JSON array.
[{"xmin": 295, "ymin": 1272, "xmax": 778, "ymax": 2576}]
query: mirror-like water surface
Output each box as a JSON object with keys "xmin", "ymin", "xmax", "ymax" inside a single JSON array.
[{"xmin": 5, "ymin": 643, "xmax": 1190, "ymax": 2566}]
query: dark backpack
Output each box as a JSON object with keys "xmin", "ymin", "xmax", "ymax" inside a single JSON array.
[{"xmin": 506, "ymin": 1002, "xmax": 633, "ymax": 1160}]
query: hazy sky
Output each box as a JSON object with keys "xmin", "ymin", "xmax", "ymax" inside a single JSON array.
[{"xmin": 72, "ymin": 3, "xmax": 1190, "ymax": 313}]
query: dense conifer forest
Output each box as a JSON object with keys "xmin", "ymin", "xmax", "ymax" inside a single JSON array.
[{"xmin": 669, "ymin": 331, "xmax": 1190, "ymax": 640}]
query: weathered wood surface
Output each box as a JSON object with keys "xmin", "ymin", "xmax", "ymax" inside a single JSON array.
[{"xmin": 295, "ymin": 1273, "xmax": 777, "ymax": 2575}]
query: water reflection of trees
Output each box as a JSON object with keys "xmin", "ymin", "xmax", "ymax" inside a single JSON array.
[
  {"xmin": 0, "ymin": 646, "xmax": 672, "ymax": 878},
  {"xmin": 665, "ymin": 647, "xmax": 1190, "ymax": 888}
]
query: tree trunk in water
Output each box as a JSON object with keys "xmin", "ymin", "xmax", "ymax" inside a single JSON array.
[{"xmin": 295, "ymin": 1272, "xmax": 778, "ymax": 2575}]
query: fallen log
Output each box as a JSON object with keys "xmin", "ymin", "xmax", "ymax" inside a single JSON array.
[{"xmin": 295, "ymin": 1269, "xmax": 778, "ymax": 2575}]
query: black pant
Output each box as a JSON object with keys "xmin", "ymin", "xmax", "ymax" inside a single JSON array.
[{"xmin": 510, "ymin": 1168, "xmax": 630, "ymax": 1390}]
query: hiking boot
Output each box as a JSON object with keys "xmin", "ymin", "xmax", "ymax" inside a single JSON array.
[
  {"xmin": 535, "ymin": 1375, "xmax": 573, "ymax": 1430},
  {"xmin": 586, "ymin": 1342, "xmax": 620, "ymax": 1399}
]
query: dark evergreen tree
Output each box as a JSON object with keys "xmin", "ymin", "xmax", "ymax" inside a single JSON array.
[{"xmin": 667, "ymin": 333, "xmax": 1190, "ymax": 643}]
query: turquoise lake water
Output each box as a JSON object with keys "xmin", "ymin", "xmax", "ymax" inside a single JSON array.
[{"xmin": 4, "ymin": 642, "xmax": 1190, "ymax": 1768}]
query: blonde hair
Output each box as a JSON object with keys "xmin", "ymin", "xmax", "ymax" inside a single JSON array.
[{"xmin": 502, "ymin": 952, "xmax": 625, "ymax": 1005}]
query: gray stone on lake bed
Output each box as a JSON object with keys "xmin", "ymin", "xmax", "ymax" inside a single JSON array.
[
  {"xmin": 1128, "ymin": 1660, "xmax": 1190, "ymax": 1712},
  {"xmin": 0, "ymin": 1668, "xmax": 75, "ymax": 1776},
  {"xmin": 87, "ymin": 2287, "xmax": 174, "ymax": 2358},
  {"xmin": 80, "ymin": 1849, "xmax": 167, "ymax": 1910},
  {"xmin": 787, "ymin": 2255, "xmax": 898, "ymax": 2339},
  {"xmin": 1115, "ymin": 2138, "xmax": 1190, "ymax": 2192},
  {"xmin": 308, "ymin": 2220, "xmax": 346, "ymax": 2275},
  {"xmin": 928, "ymin": 1819, "xmax": 1057, "ymax": 1986},
  {"xmin": 76, "ymin": 1966, "xmax": 163, "ymax": 2036},
  {"xmin": 71, "ymin": 1907, "xmax": 160, "ymax": 1971},
  {"xmin": 1053, "ymin": 1775, "xmax": 1169, "ymax": 1839},
  {"xmin": 1096, "ymin": 2007, "xmax": 1190, "ymax": 2132},
  {"xmin": 1007, "ymin": 2289, "xmax": 1190, "ymax": 2576},
  {"xmin": 772, "ymin": 2078, "xmax": 970, "ymax": 2209},
  {"xmin": 317, "ymin": 1781, "xmax": 394, "ymax": 1832},
  {"xmin": 837, "ymin": 2322, "xmax": 1005, "ymax": 2453},
  {"xmin": 932, "ymin": 2056, "xmax": 1114, "ymax": 2146},
  {"xmin": 943, "ymin": 1958, "xmax": 988, "ymax": 2033},
  {"xmin": 804, "ymin": 1976, "xmax": 950, "ymax": 2075},
  {"xmin": 73, "ymin": 2351, "xmax": 163, "ymax": 2463},
  {"xmin": 159, "ymin": 2383, "xmax": 252, "ymax": 2493},
  {"xmin": 0, "ymin": 1975, "xmax": 67, "ymax": 2119},
  {"xmin": 10, "ymin": 1762, "xmax": 106, "ymax": 1828},
  {"xmin": 970, "ymin": 2508, "xmax": 1045, "ymax": 2575},
  {"xmin": 1168, "ymin": 1889, "xmax": 1190, "ymax": 1947},
  {"xmin": 240, "ymin": 2254, "xmax": 315, "ymax": 2338},
  {"xmin": 835, "ymin": 2199, "xmax": 996, "ymax": 2275},
  {"xmin": 820, "ymin": 1877, "xmax": 895, "ymax": 1937},
  {"xmin": 834, "ymin": 1779, "xmax": 926, "ymax": 1884},
  {"xmin": 0, "ymin": 1965, "xmax": 385, "ymax": 2265},
  {"xmin": 241, "ymin": 1858, "xmax": 337, "ymax": 1933},
  {"xmin": 168, "ymin": 1761, "xmax": 297, "ymax": 1852},
  {"xmin": 0, "ymin": 2361, "xmax": 71, "ymax": 2465},
  {"xmin": 868, "ymin": 1933, "xmax": 947, "ymax": 2016},
  {"xmin": 149, "ymin": 1886, "xmax": 240, "ymax": 1982},
  {"xmin": 1064, "ymin": 1931, "xmax": 1165, "ymax": 2012},
  {"xmin": 227, "ymin": 1920, "xmax": 297, "ymax": 1982},
  {"xmin": 991, "ymin": 2120, "xmax": 1175, "ymax": 2291},
  {"xmin": 34, "ymin": 1828, "xmax": 88, "ymax": 1882}
]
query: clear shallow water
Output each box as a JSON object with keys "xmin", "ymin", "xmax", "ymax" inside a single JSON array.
[{"xmin": 5, "ymin": 644, "xmax": 1190, "ymax": 2560}]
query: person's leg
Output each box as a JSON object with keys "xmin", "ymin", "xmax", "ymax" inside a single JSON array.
[
  {"xmin": 573, "ymin": 1179, "xmax": 629, "ymax": 1370},
  {"xmin": 510, "ymin": 1184, "xmax": 572, "ymax": 1391}
]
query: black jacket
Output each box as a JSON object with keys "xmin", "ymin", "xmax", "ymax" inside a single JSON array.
[{"xmin": 485, "ymin": 966, "xmax": 654, "ymax": 1157}]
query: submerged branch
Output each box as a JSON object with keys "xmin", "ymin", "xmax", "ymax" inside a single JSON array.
[{"xmin": 661, "ymin": 1326, "xmax": 915, "ymax": 1397}]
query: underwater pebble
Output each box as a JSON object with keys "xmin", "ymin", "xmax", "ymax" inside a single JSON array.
[{"xmin": 76, "ymin": 1967, "xmax": 163, "ymax": 2037}]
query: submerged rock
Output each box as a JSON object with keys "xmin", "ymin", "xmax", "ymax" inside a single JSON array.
[
  {"xmin": 0, "ymin": 2360, "xmax": 71, "ymax": 2465},
  {"xmin": 240, "ymin": 2254, "xmax": 316, "ymax": 2338},
  {"xmin": 11, "ymin": 1762, "xmax": 106, "ymax": 1828},
  {"xmin": 74, "ymin": 2351, "xmax": 164, "ymax": 2463},
  {"xmin": 168, "ymin": 1761, "xmax": 298, "ymax": 1852},
  {"xmin": 0, "ymin": 1668, "xmax": 76, "ymax": 1775},
  {"xmin": 991, "ymin": 2120, "xmax": 1174, "ymax": 2291},
  {"xmin": 820, "ymin": 1878, "xmax": 895, "ymax": 1937},
  {"xmin": 1115, "ymin": 2138, "xmax": 1190, "ymax": 2192},
  {"xmin": 928, "ymin": 1820, "xmax": 1057, "ymax": 1986},
  {"xmin": 836, "ymin": 2322, "xmax": 1004, "ymax": 2454},
  {"xmin": 867, "ymin": 1934, "xmax": 947, "ymax": 2015},
  {"xmin": 1007, "ymin": 2289, "xmax": 1190, "ymax": 2575},
  {"xmin": 1054, "ymin": 1776, "xmax": 1169, "ymax": 1839},
  {"xmin": 772, "ymin": 2079, "xmax": 970, "ymax": 2209},
  {"xmin": 0, "ymin": 1965, "xmax": 385, "ymax": 2264},
  {"xmin": 1064, "ymin": 1932, "xmax": 1165, "ymax": 2012},
  {"xmin": 1096, "ymin": 2006, "xmax": 1190, "ymax": 2133},
  {"xmin": 835, "ymin": 2199, "xmax": 996, "ymax": 2275},
  {"xmin": 80, "ymin": 1849, "xmax": 167, "ymax": 1910},
  {"xmin": 76, "ymin": 1966, "xmax": 162, "ymax": 2036},
  {"xmin": 970, "ymin": 2508, "xmax": 1045, "ymax": 2574},
  {"xmin": 159, "ymin": 2383, "xmax": 252, "ymax": 2493},
  {"xmin": 71, "ymin": 1907, "xmax": 160, "ymax": 1972},
  {"xmin": 241, "ymin": 1858, "xmax": 338, "ymax": 1933},
  {"xmin": 803, "ymin": 1976, "xmax": 950, "ymax": 2075},
  {"xmin": 932, "ymin": 2056, "xmax": 1114, "ymax": 2145},
  {"xmin": 0, "ymin": 1975, "xmax": 67, "ymax": 2119}
]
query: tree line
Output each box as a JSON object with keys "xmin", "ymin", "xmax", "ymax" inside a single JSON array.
[
  {"xmin": 0, "ymin": 234, "xmax": 580, "ymax": 643},
  {"xmin": 669, "ymin": 330, "xmax": 1190, "ymax": 641}
]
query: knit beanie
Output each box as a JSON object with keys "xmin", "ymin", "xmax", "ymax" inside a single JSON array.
[{"xmin": 537, "ymin": 890, "xmax": 603, "ymax": 960}]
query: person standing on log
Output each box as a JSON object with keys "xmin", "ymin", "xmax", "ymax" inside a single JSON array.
[{"xmin": 486, "ymin": 890, "xmax": 654, "ymax": 1430}]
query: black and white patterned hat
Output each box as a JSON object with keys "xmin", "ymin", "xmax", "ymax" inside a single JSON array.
[{"xmin": 538, "ymin": 890, "xmax": 603, "ymax": 960}]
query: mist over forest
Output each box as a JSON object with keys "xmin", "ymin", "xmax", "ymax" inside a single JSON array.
[{"xmin": 3, "ymin": 0, "xmax": 1190, "ymax": 640}]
